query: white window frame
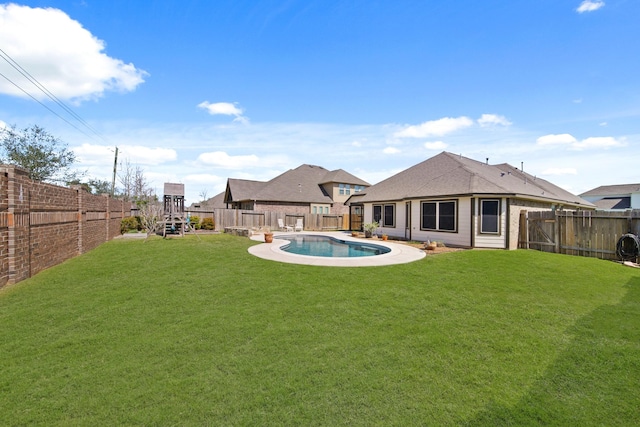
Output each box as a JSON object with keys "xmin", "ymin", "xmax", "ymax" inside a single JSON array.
[{"xmin": 480, "ymin": 199, "xmax": 501, "ymax": 234}]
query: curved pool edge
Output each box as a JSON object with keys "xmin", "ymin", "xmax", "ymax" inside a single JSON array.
[{"xmin": 248, "ymin": 231, "xmax": 426, "ymax": 267}]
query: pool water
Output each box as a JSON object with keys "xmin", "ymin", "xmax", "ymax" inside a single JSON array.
[{"xmin": 280, "ymin": 235, "xmax": 391, "ymax": 257}]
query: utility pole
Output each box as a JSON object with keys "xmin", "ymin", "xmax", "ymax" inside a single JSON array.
[{"xmin": 111, "ymin": 146, "xmax": 118, "ymax": 197}]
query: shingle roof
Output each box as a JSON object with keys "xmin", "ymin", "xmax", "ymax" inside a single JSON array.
[
  {"xmin": 252, "ymin": 164, "xmax": 333, "ymax": 203},
  {"xmin": 225, "ymin": 164, "xmax": 368, "ymax": 204},
  {"xmin": 225, "ymin": 178, "xmax": 266, "ymax": 202},
  {"xmin": 580, "ymin": 183, "xmax": 640, "ymax": 197},
  {"xmin": 191, "ymin": 191, "xmax": 226, "ymax": 209},
  {"xmin": 355, "ymin": 152, "xmax": 593, "ymax": 207},
  {"xmin": 320, "ymin": 169, "xmax": 370, "ymax": 186},
  {"xmin": 592, "ymin": 197, "xmax": 631, "ymax": 210}
]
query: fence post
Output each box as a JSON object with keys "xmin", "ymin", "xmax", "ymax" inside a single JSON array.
[
  {"xmin": 519, "ymin": 210, "xmax": 528, "ymax": 249},
  {"xmin": 554, "ymin": 210, "xmax": 561, "ymax": 254}
]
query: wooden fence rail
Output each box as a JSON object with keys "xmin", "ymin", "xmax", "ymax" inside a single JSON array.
[
  {"xmin": 520, "ymin": 209, "xmax": 640, "ymax": 260},
  {"xmin": 187, "ymin": 208, "xmax": 351, "ymax": 232}
]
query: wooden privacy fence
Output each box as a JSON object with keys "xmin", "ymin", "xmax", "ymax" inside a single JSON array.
[
  {"xmin": 188, "ymin": 208, "xmax": 350, "ymax": 232},
  {"xmin": 519, "ymin": 210, "xmax": 640, "ymax": 260}
]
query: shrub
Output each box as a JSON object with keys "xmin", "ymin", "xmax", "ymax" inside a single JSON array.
[
  {"xmin": 200, "ymin": 217, "xmax": 215, "ymax": 230},
  {"xmin": 120, "ymin": 216, "xmax": 140, "ymax": 234},
  {"xmin": 188, "ymin": 215, "xmax": 200, "ymax": 230}
]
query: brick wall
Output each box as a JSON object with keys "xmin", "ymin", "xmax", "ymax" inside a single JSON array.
[
  {"xmin": 0, "ymin": 165, "xmax": 131, "ymax": 289},
  {"xmin": 0, "ymin": 172, "xmax": 8, "ymax": 286}
]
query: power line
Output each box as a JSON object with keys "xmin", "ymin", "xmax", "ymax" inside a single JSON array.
[
  {"xmin": 0, "ymin": 48, "xmax": 108, "ymax": 143},
  {"xmin": 0, "ymin": 69, "xmax": 96, "ymax": 139}
]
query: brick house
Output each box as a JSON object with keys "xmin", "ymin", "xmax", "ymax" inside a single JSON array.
[{"xmin": 223, "ymin": 164, "xmax": 370, "ymax": 215}]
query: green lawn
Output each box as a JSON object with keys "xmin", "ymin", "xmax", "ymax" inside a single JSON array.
[{"xmin": 1, "ymin": 234, "xmax": 639, "ymax": 426}]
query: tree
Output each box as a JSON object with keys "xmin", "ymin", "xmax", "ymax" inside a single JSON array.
[
  {"xmin": 88, "ymin": 178, "xmax": 113, "ymax": 195},
  {"xmin": 66, "ymin": 178, "xmax": 113, "ymax": 195},
  {"xmin": 199, "ymin": 188, "xmax": 209, "ymax": 202},
  {"xmin": 117, "ymin": 159, "xmax": 155, "ymax": 202},
  {"xmin": 0, "ymin": 124, "xmax": 80, "ymax": 182},
  {"xmin": 117, "ymin": 159, "xmax": 160, "ymax": 233}
]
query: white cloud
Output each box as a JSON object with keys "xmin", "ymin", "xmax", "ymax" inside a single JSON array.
[
  {"xmin": 73, "ymin": 144, "xmax": 115, "ymax": 165},
  {"xmin": 383, "ymin": 147, "xmax": 400, "ymax": 154},
  {"xmin": 536, "ymin": 133, "xmax": 625, "ymax": 150},
  {"xmin": 0, "ymin": 4, "xmax": 147, "ymax": 101},
  {"xmin": 572, "ymin": 136, "xmax": 625, "ymax": 150},
  {"xmin": 197, "ymin": 151, "xmax": 260, "ymax": 169},
  {"xmin": 477, "ymin": 114, "xmax": 511, "ymax": 127},
  {"xmin": 198, "ymin": 101, "xmax": 248, "ymax": 123},
  {"xmin": 120, "ymin": 146, "xmax": 177, "ymax": 165},
  {"xmin": 424, "ymin": 141, "xmax": 448, "ymax": 150},
  {"xmin": 576, "ymin": 1, "xmax": 605, "ymax": 13},
  {"xmin": 542, "ymin": 168, "xmax": 578, "ymax": 176},
  {"xmin": 536, "ymin": 134, "xmax": 578, "ymax": 145},
  {"xmin": 395, "ymin": 116, "xmax": 474, "ymax": 138},
  {"xmin": 73, "ymin": 143, "xmax": 176, "ymax": 166}
]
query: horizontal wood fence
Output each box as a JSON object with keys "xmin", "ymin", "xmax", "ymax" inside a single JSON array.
[
  {"xmin": 519, "ymin": 209, "xmax": 640, "ymax": 260},
  {"xmin": 187, "ymin": 208, "xmax": 351, "ymax": 232}
]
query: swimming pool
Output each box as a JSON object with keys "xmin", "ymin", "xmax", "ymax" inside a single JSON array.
[{"xmin": 279, "ymin": 234, "xmax": 391, "ymax": 257}]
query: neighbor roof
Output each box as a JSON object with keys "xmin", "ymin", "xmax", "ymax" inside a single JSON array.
[
  {"xmin": 591, "ymin": 197, "xmax": 631, "ymax": 210},
  {"xmin": 320, "ymin": 169, "xmax": 370, "ymax": 186},
  {"xmin": 251, "ymin": 164, "xmax": 333, "ymax": 204},
  {"xmin": 225, "ymin": 178, "xmax": 266, "ymax": 203},
  {"xmin": 580, "ymin": 183, "xmax": 640, "ymax": 197},
  {"xmin": 225, "ymin": 164, "xmax": 369, "ymax": 205},
  {"xmin": 189, "ymin": 191, "xmax": 226, "ymax": 210},
  {"xmin": 354, "ymin": 152, "xmax": 593, "ymax": 208}
]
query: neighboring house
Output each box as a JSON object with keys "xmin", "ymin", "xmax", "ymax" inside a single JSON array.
[
  {"xmin": 580, "ymin": 184, "xmax": 640, "ymax": 210},
  {"xmin": 223, "ymin": 164, "xmax": 370, "ymax": 215},
  {"xmin": 348, "ymin": 152, "xmax": 594, "ymax": 249},
  {"xmin": 189, "ymin": 191, "xmax": 226, "ymax": 210}
]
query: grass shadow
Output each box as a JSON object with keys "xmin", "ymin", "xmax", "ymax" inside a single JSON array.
[{"xmin": 466, "ymin": 274, "xmax": 640, "ymax": 426}]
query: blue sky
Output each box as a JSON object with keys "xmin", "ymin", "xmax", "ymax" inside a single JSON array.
[{"xmin": 1, "ymin": 0, "xmax": 638, "ymax": 203}]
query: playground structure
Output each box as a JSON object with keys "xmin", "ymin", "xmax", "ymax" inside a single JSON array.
[{"xmin": 157, "ymin": 183, "xmax": 190, "ymax": 237}]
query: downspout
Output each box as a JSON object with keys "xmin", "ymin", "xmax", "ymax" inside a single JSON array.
[
  {"xmin": 505, "ymin": 198, "xmax": 510, "ymax": 250},
  {"xmin": 470, "ymin": 198, "xmax": 475, "ymax": 248}
]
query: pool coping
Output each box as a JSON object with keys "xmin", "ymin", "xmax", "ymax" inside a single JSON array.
[{"xmin": 248, "ymin": 231, "xmax": 426, "ymax": 267}]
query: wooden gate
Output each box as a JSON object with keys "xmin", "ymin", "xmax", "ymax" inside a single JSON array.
[
  {"xmin": 350, "ymin": 205, "xmax": 363, "ymax": 231},
  {"xmin": 521, "ymin": 211, "xmax": 557, "ymax": 253}
]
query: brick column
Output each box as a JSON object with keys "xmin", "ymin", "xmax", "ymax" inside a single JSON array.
[
  {"xmin": 4, "ymin": 166, "xmax": 31, "ymax": 284},
  {"xmin": 105, "ymin": 194, "xmax": 111, "ymax": 241},
  {"xmin": 73, "ymin": 185, "xmax": 84, "ymax": 254}
]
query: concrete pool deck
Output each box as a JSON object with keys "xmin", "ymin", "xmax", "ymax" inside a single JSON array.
[{"xmin": 248, "ymin": 231, "xmax": 426, "ymax": 267}]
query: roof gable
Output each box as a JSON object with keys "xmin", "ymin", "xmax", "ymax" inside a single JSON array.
[
  {"xmin": 320, "ymin": 169, "xmax": 370, "ymax": 186},
  {"xmin": 225, "ymin": 178, "xmax": 266, "ymax": 203}
]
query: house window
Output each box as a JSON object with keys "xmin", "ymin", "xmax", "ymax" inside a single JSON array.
[
  {"xmin": 421, "ymin": 200, "xmax": 457, "ymax": 232},
  {"xmin": 312, "ymin": 206, "xmax": 317, "ymax": 214},
  {"xmin": 345, "ymin": 184, "xmax": 351, "ymax": 195},
  {"xmin": 324, "ymin": 206, "xmax": 329, "ymax": 214},
  {"xmin": 354, "ymin": 185, "xmax": 364, "ymax": 193},
  {"xmin": 373, "ymin": 205, "xmax": 382, "ymax": 223},
  {"xmin": 384, "ymin": 204, "xmax": 395, "ymax": 227},
  {"xmin": 373, "ymin": 204, "xmax": 395, "ymax": 227},
  {"xmin": 339, "ymin": 184, "xmax": 345, "ymax": 195},
  {"xmin": 481, "ymin": 199, "xmax": 500, "ymax": 234}
]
